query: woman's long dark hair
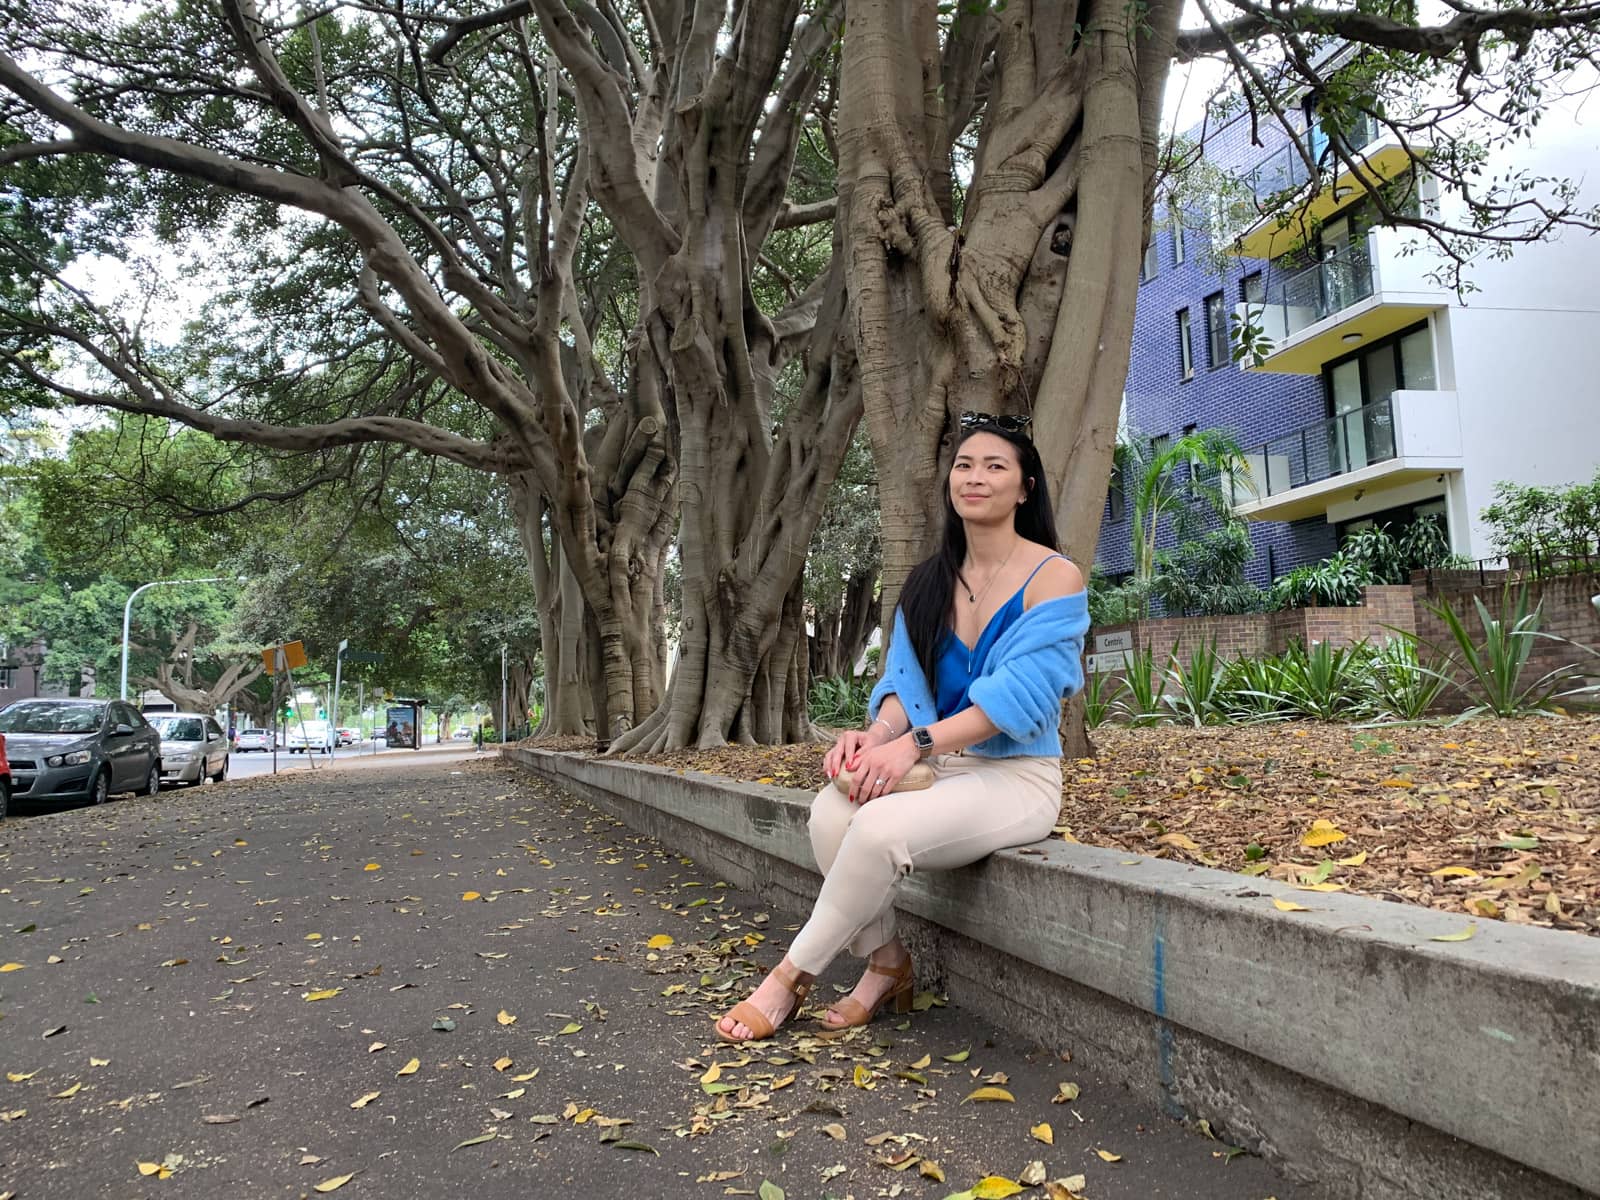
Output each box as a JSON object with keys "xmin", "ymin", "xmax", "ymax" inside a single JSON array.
[{"xmin": 899, "ymin": 423, "xmax": 1061, "ymax": 691}]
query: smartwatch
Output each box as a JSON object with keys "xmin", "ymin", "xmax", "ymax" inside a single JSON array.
[{"xmin": 910, "ymin": 727, "xmax": 935, "ymax": 758}]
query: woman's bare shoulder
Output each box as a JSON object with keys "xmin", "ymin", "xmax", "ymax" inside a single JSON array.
[{"xmin": 1023, "ymin": 549, "xmax": 1085, "ymax": 607}]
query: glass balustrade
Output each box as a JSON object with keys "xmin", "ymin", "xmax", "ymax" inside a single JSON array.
[
  {"xmin": 1233, "ymin": 397, "xmax": 1398, "ymax": 503},
  {"xmin": 1244, "ymin": 113, "xmax": 1381, "ymax": 208}
]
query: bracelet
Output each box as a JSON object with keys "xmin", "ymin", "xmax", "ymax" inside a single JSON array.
[{"xmin": 869, "ymin": 717, "xmax": 899, "ymax": 738}]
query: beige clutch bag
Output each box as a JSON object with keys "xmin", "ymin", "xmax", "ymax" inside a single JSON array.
[{"xmin": 832, "ymin": 761, "xmax": 936, "ymax": 794}]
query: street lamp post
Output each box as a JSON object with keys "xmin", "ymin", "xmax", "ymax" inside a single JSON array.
[
  {"xmin": 120, "ymin": 577, "xmax": 227, "ymax": 701},
  {"xmin": 500, "ymin": 645, "xmax": 508, "ymax": 745}
]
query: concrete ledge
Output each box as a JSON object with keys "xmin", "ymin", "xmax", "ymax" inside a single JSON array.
[{"xmin": 506, "ymin": 747, "xmax": 1600, "ymax": 1199}]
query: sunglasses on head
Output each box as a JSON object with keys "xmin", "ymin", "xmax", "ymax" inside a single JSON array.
[{"xmin": 959, "ymin": 410, "xmax": 1033, "ymax": 434}]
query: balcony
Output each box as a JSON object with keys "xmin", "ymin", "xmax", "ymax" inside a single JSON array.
[
  {"xmin": 1234, "ymin": 226, "xmax": 1448, "ymax": 374},
  {"xmin": 1229, "ymin": 114, "xmax": 1417, "ymax": 261},
  {"xmin": 1228, "ymin": 390, "xmax": 1463, "ymax": 522}
]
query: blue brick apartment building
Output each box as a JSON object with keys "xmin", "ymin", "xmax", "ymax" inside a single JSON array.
[{"xmin": 1093, "ymin": 83, "xmax": 1600, "ymax": 593}]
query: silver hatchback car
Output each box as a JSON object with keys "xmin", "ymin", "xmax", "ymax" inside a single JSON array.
[{"xmin": 151, "ymin": 713, "xmax": 231, "ymax": 786}]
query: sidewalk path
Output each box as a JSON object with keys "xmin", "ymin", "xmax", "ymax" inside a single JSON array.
[{"xmin": 0, "ymin": 758, "xmax": 1319, "ymax": 1199}]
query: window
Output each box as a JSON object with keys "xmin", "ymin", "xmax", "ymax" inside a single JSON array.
[
  {"xmin": 1171, "ymin": 206, "xmax": 1186, "ymax": 265},
  {"xmin": 1106, "ymin": 465, "xmax": 1127, "ymax": 523},
  {"xmin": 1241, "ymin": 272, "xmax": 1265, "ymax": 305},
  {"xmin": 1141, "ymin": 236, "xmax": 1159, "ymax": 282},
  {"xmin": 0, "ymin": 666, "xmax": 12, "ymax": 690},
  {"xmin": 1176, "ymin": 308, "xmax": 1193, "ymax": 380},
  {"xmin": 1204, "ymin": 291, "xmax": 1228, "ymax": 369}
]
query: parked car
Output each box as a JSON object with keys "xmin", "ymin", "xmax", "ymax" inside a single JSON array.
[
  {"xmin": 152, "ymin": 713, "xmax": 231, "ymax": 786},
  {"xmin": 0, "ymin": 698, "xmax": 161, "ymax": 807},
  {"xmin": 337, "ymin": 727, "xmax": 358, "ymax": 746},
  {"xmin": 286, "ymin": 719, "xmax": 337, "ymax": 754},
  {"xmin": 0, "ymin": 732, "xmax": 10, "ymax": 821},
  {"xmin": 235, "ymin": 728, "xmax": 274, "ymax": 752}
]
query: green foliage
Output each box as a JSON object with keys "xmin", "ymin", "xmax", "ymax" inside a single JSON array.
[
  {"xmin": 1159, "ymin": 640, "xmax": 1229, "ymax": 727},
  {"xmin": 1273, "ymin": 639, "xmax": 1372, "ymax": 721},
  {"xmin": 1114, "ymin": 642, "xmax": 1168, "ymax": 726},
  {"xmin": 1087, "ymin": 568, "xmax": 1150, "ymax": 629},
  {"xmin": 1270, "ymin": 552, "xmax": 1372, "ymax": 609},
  {"xmin": 1123, "ymin": 428, "xmax": 1252, "ymax": 610},
  {"xmin": 1150, "ymin": 521, "xmax": 1264, "ymax": 617},
  {"xmin": 1365, "ymin": 635, "xmax": 1449, "ymax": 722},
  {"xmin": 1421, "ymin": 587, "xmax": 1575, "ymax": 718},
  {"xmin": 1480, "ymin": 472, "xmax": 1600, "ymax": 575},
  {"xmin": 1221, "ymin": 654, "xmax": 1293, "ymax": 722},
  {"xmin": 1081, "ymin": 669, "xmax": 1127, "ymax": 731},
  {"xmin": 807, "ymin": 674, "xmax": 872, "ymax": 728}
]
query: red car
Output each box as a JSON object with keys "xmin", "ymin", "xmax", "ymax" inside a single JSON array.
[{"xmin": 1, "ymin": 732, "xmax": 10, "ymax": 820}]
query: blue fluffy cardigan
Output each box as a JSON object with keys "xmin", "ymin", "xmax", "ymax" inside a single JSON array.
[{"xmin": 868, "ymin": 590, "xmax": 1090, "ymax": 758}]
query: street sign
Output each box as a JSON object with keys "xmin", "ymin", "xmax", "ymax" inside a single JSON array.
[
  {"xmin": 344, "ymin": 649, "xmax": 384, "ymax": 664},
  {"xmin": 260, "ymin": 640, "xmax": 308, "ymax": 676}
]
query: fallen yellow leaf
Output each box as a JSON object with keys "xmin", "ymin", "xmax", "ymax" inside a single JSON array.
[
  {"xmin": 1300, "ymin": 819, "xmax": 1347, "ymax": 848},
  {"xmin": 1044, "ymin": 1175, "xmax": 1088, "ymax": 1198},
  {"xmin": 910, "ymin": 1054, "xmax": 931, "ymax": 1070},
  {"xmin": 961, "ymin": 1086, "xmax": 1015, "ymax": 1104},
  {"xmin": 1096, "ymin": 1148, "xmax": 1123, "ymax": 1163},
  {"xmin": 920, "ymin": 1159, "xmax": 946, "ymax": 1182},
  {"xmin": 646, "ymin": 934, "xmax": 674, "ymax": 950},
  {"xmin": 1052, "ymin": 1081, "xmax": 1080, "ymax": 1103},
  {"xmin": 51, "ymin": 1082, "xmax": 81, "ymax": 1099},
  {"xmin": 350, "ymin": 1091, "xmax": 380, "ymax": 1109},
  {"xmin": 313, "ymin": 1172, "xmax": 358, "ymax": 1192},
  {"xmin": 1155, "ymin": 832, "xmax": 1200, "ymax": 851},
  {"xmin": 0, "ymin": 963, "xmax": 24, "ymax": 973},
  {"xmin": 396, "ymin": 1058, "xmax": 420, "ymax": 1077},
  {"xmin": 1272, "ymin": 897, "xmax": 1311, "ymax": 912},
  {"xmin": 304, "ymin": 933, "xmax": 322, "ymax": 941},
  {"xmin": 820, "ymin": 1123, "xmax": 846, "ymax": 1140},
  {"xmin": 700, "ymin": 1062, "xmax": 722, "ymax": 1085},
  {"xmin": 1429, "ymin": 866, "xmax": 1479, "ymax": 879},
  {"xmin": 1336, "ymin": 851, "xmax": 1368, "ymax": 866},
  {"xmin": 1431, "ymin": 924, "xmax": 1479, "ymax": 942},
  {"xmin": 496, "ymin": 1009, "xmax": 517, "ymax": 1026},
  {"xmin": 1030, "ymin": 1122, "xmax": 1053, "ymax": 1145},
  {"xmin": 364, "ymin": 863, "xmax": 381, "ymax": 871},
  {"xmin": 972, "ymin": 1177, "xmax": 1026, "ymax": 1199},
  {"xmin": 302, "ymin": 988, "xmax": 342, "ymax": 1002},
  {"xmin": 7, "ymin": 1071, "xmax": 36, "ymax": 1082},
  {"xmin": 461, "ymin": 891, "xmax": 481, "ymax": 902},
  {"xmin": 135, "ymin": 1161, "xmax": 172, "ymax": 1179},
  {"xmin": 852, "ymin": 1064, "xmax": 874, "ymax": 1089},
  {"xmin": 493, "ymin": 1057, "xmax": 513, "ymax": 1072}
]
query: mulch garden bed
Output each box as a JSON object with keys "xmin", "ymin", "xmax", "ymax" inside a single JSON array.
[{"xmin": 523, "ymin": 716, "xmax": 1600, "ymax": 937}]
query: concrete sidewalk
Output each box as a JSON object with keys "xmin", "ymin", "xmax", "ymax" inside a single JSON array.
[{"xmin": 0, "ymin": 758, "xmax": 1312, "ymax": 1199}]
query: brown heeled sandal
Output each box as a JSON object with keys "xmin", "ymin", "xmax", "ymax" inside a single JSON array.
[
  {"xmin": 714, "ymin": 961, "xmax": 812, "ymax": 1044},
  {"xmin": 815, "ymin": 954, "xmax": 915, "ymax": 1036}
]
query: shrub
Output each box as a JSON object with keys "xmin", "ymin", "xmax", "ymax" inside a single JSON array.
[
  {"xmin": 1222, "ymin": 654, "xmax": 1293, "ymax": 722},
  {"xmin": 1421, "ymin": 586, "xmax": 1576, "ymax": 717},
  {"xmin": 1082, "ymin": 669, "xmax": 1127, "ymax": 730},
  {"xmin": 1274, "ymin": 639, "xmax": 1373, "ymax": 720},
  {"xmin": 1150, "ymin": 522, "xmax": 1266, "ymax": 617},
  {"xmin": 1270, "ymin": 553, "xmax": 1372, "ymax": 609},
  {"xmin": 1160, "ymin": 640, "xmax": 1230, "ymax": 726},
  {"xmin": 1365, "ymin": 636, "xmax": 1449, "ymax": 721},
  {"xmin": 1481, "ymin": 473, "xmax": 1600, "ymax": 575},
  {"xmin": 1115, "ymin": 642, "xmax": 1169, "ymax": 726},
  {"xmin": 808, "ymin": 674, "xmax": 872, "ymax": 727}
]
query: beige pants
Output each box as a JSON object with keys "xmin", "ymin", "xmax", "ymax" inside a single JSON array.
[{"xmin": 786, "ymin": 753, "xmax": 1063, "ymax": 975}]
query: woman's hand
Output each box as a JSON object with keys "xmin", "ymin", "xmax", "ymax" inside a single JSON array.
[
  {"xmin": 825, "ymin": 727, "xmax": 880, "ymax": 779},
  {"xmin": 846, "ymin": 734, "xmax": 922, "ymax": 805}
]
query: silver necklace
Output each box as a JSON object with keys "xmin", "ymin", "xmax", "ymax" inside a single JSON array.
[{"xmin": 963, "ymin": 539, "xmax": 1021, "ymax": 606}]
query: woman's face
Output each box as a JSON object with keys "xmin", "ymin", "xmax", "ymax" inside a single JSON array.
[{"xmin": 949, "ymin": 431, "xmax": 1028, "ymax": 524}]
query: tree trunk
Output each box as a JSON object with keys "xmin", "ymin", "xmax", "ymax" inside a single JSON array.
[
  {"xmin": 809, "ymin": 568, "xmax": 880, "ymax": 680},
  {"xmin": 839, "ymin": 0, "xmax": 1183, "ymax": 765}
]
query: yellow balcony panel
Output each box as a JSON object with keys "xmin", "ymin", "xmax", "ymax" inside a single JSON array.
[
  {"xmin": 1252, "ymin": 300, "xmax": 1441, "ymax": 375},
  {"xmin": 1230, "ymin": 139, "xmax": 1415, "ymax": 262},
  {"xmin": 1233, "ymin": 461, "xmax": 1447, "ymax": 522}
]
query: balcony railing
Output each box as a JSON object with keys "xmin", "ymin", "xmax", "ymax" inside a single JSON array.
[
  {"xmin": 1260, "ymin": 239, "xmax": 1377, "ymax": 343},
  {"xmin": 1232, "ymin": 396, "xmax": 1398, "ymax": 503},
  {"xmin": 1244, "ymin": 113, "xmax": 1381, "ymax": 208}
]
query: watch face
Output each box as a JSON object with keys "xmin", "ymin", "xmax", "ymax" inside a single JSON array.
[{"xmin": 913, "ymin": 728, "xmax": 934, "ymax": 751}]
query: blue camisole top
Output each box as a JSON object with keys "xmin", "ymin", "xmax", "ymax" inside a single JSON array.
[{"xmin": 934, "ymin": 555, "xmax": 1064, "ymax": 720}]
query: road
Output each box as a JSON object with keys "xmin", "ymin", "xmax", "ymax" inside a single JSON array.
[
  {"xmin": 224, "ymin": 740, "xmax": 487, "ymax": 782},
  {"xmin": 0, "ymin": 754, "xmax": 1321, "ymax": 1199}
]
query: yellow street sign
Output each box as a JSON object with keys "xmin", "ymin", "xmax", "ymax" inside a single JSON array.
[{"xmin": 261, "ymin": 640, "xmax": 309, "ymax": 675}]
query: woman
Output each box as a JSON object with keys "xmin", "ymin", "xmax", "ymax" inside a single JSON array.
[{"xmin": 716, "ymin": 415, "xmax": 1089, "ymax": 1042}]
